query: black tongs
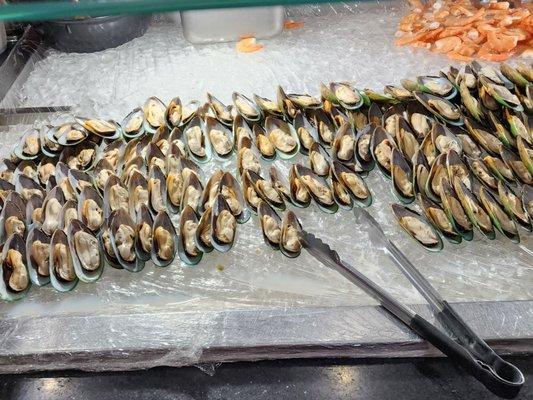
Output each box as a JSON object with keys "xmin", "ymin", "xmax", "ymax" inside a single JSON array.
[{"xmin": 298, "ymin": 208, "xmax": 525, "ymax": 399}]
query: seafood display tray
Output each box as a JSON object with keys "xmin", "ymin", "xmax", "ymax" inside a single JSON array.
[{"xmin": 0, "ymin": 2, "xmax": 531, "ymax": 373}]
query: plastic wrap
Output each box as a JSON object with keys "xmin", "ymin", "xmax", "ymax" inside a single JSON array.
[{"xmin": 0, "ymin": 1, "xmax": 531, "ymax": 372}]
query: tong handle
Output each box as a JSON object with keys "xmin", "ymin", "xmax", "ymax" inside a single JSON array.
[{"xmin": 410, "ymin": 313, "xmax": 524, "ymax": 399}]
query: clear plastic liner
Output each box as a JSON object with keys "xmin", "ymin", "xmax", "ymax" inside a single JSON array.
[{"xmin": 0, "ymin": 1, "xmax": 531, "ymax": 372}]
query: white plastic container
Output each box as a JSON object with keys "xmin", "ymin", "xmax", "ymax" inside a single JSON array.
[
  {"xmin": 0, "ymin": 22, "xmax": 6, "ymax": 55},
  {"xmin": 180, "ymin": 6, "xmax": 284, "ymax": 44}
]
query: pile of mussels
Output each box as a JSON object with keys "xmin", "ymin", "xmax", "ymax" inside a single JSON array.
[{"xmin": 0, "ymin": 60, "xmax": 531, "ymax": 301}]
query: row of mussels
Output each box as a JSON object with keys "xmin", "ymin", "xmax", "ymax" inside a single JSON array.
[{"xmin": 0, "ymin": 60, "xmax": 531, "ymax": 301}]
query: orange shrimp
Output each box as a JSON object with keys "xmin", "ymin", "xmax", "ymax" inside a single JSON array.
[
  {"xmin": 284, "ymin": 20, "xmax": 305, "ymax": 30},
  {"xmin": 236, "ymin": 37, "xmax": 264, "ymax": 53}
]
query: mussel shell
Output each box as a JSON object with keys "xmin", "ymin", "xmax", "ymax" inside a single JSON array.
[
  {"xmin": 465, "ymin": 117, "xmax": 502, "ymax": 155},
  {"xmin": 293, "ymin": 111, "xmax": 319, "ymax": 155},
  {"xmin": 210, "ymin": 194, "xmax": 237, "ymax": 253},
  {"xmin": 59, "ymin": 199, "xmax": 78, "ymax": 230},
  {"xmin": 92, "ymin": 158, "xmax": 114, "ymax": 196},
  {"xmin": 49, "ymin": 229, "xmax": 79, "ymax": 292},
  {"xmin": 488, "ymin": 111, "xmax": 515, "ymax": 149},
  {"xmin": 354, "ymin": 123, "xmax": 376, "ymax": 171},
  {"xmin": 207, "ymin": 93, "xmax": 234, "ymax": 126},
  {"xmin": 452, "ymin": 177, "xmax": 495, "ymax": 239},
  {"xmin": 236, "ymin": 136, "xmax": 262, "ymax": 177},
  {"xmin": 308, "ymin": 109, "xmax": 335, "ymax": 147},
  {"xmin": 78, "ymin": 185, "xmax": 104, "ymax": 233},
  {"xmin": 134, "ymin": 204, "xmax": 153, "ymax": 262},
  {"xmin": 484, "ymin": 155, "xmax": 515, "ymax": 185},
  {"xmin": 363, "ymin": 89, "xmax": 396, "ymax": 104},
  {"xmin": 439, "ymin": 177, "xmax": 474, "ymax": 241},
  {"xmin": 517, "ymin": 137, "xmax": 533, "ymax": 176},
  {"xmin": 459, "ymin": 79, "xmax": 483, "ymax": 123},
  {"xmin": 25, "ymin": 194, "xmax": 43, "ymax": 227},
  {"xmin": 497, "ymin": 181, "xmax": 531, "ymax": 232},
  {"xmin": 128, "ymin": 170, "xmax": 150, "ymax": 221},
  {"xmin": 446, "ymin": 149, "xmax": 471, "ymax": 190},
  {"xmin": 180, "ymin": 170, "xmax": 203, "ymax": 213},
  {"xmin": 371, "ymin": 126, "xmax": 396, "ymax": 179},
  {"xmin": 384, "ymin": 85, "xmax": 413, "ymax": 101},
  {"xmin": 14, "ymin": 160, "xmax": 38, "ymax": 182},
  {"xmin": 286, "ymin": 93, "xmax": 321, "ymax": 110},
  {"xmin": 232, "ymin": 114, "xmax": 252, "ymax": 145},
  {"xmin": 148, "ymin": 165, "xmax": 168, "ymax": 215},
  {"xmin": 391, "ymin": 148, "xmax": 414, "ymax": 204},
  {"xmin": 308, "ymin": 141, "xmax": 331, "ymax": 177},
  {"xmin": 406, "ymin": 101, "xmax": 432, "ymax": 139},
  {"xmin": 412, "ymin": 149, "xmax": 430, "ymax": 195},
  {"xmin": 413, "ymin": 92, "xmax": 463, "ymax": 126},
  {"xmin": 108, "ymin": 209, "xmax": 143, "ymax": 272},
  {"xmin": 53, "ymin": 123, "xmax": 89, "ymax": 146},
  {"xmin": 500, "ymin": 147, "xmax": 532, "ymax": 185},
  {"xmin": 67, "ymin": 169, "xmax": 93, "ymax": 195},
  {"xmin": 465, "ymin": 156, "xmax": 498, "ymax": 191},
  {"xmin": 121, "ymin": 107, "xmax": 145, "ymax": 138},
  {"xmin": 417, "ymin": 76, "xmax": 457, "ymax": 100},
  {"xmin": 522, "ymin": 184, "xmax": 533, "ymax": 221},
  {"xmin": 121, "ymin": 156, "xmax": 147, "ymax": 187},
  {"xmin": 103, "ymin": 174, "xmax": 128, "ymax": 218},
  {"xmin": 40, "ymin": 186, "xmax": 65, "ymax": 236},
  {"xmin": 195, "ymin": 206, "xmax": 214, "ymax": 253},
  {"xmin": 183, "ymin": 116, "xmax": 212, "ymax": 164},
  {"xmin": 331, "ymin": 173, "xmax": 353, "ymax": 210},
  {"xmin": 478, "ymin": 186, "xmax": 519, "ymax": 243},
  {"xmin": 151, "ymin": 210, "xmax": 178, "ymax": 267},
  {"xmin": 479, "ymin": 76, "xmax": 522, "ymax": 112},
  {"xmin": 145, "ymin": 142, "xmax": 167, "ymax": 174},
  {"xmin": 268, "ymin": 166, "xmax": 291, "ymax": 203},
  {"xmin": 205, "ymin": 115, "xmax": 234, "ymax": 159},
  {"xmin": 177, "ymin": 205, "xmax": 203, "ymax": 265},
  {"xmin": 504, "ymin": 108, "xmax": 531, "ymax": 145},
  {"xmin": 331, "ymin": 122, "xmax": 356, "ymax": 164},
  {"xmin": 0, "ymin": 233, "xmax": 31, "ymax": 300},
  {"xmin": 332, "ymin": 161, "xmax": 372, "ymax": 207},
  {"xmin": 232, "ymin": 92, "xmax": 261, "ymax": 122},
  {"xmin": 76, "ymin": 117, "xmax": 120, "ymax": 140},
  {"xmin": 257, "ymin": 200, "xmax": 282, "ymax": 250},
  {"xmin": 418, "ymin": 194, "xmax": 461, "ymax": 244},
  {"xmin": 279, "ymin": 211, "xmax": 303, "ymax": 258},
  {"xmin": 328, "ymin": 82, "xmax": 363, "ymax": 110},
  {"xmin": 143, "ymin": 96, "xmax": 167, "ymax": 133},
  {"xmin": 59, "ymin": 141, "xmax": 98, "ymax": 171},
  {"xmin": 200, "ymin": 169, "xmax": 224, "ymax": 214},
  {"xmin": 14, "ymin": 130, "xmax": 41, "ymax": 160},
  {"xmin": 165, "ymin": 97, "xmax": 182, "ymax": 128},
  {"xmin": 288, "ymin": 165, "xmax": 310, "ymax": 208},
  {"xmin": 181, "ymin": 100, "xmax": 201, "ymax": 126},
  {"xmin": 391, "ymin": 203, "xmax": 443, "ymax": 251},
  {"xmin": 393, "ymin": 119, "xmax": 418, "ymax": 165},
  {"xmin": 253, "ymin": 124, "xmax": 277, "ymax": 162},
  {"xmin": 66, "ymin": 219, "xmax": 104, "ymax": 282},
  {"xmin": 25, "ymin": 226, "xmax": 51, "ymax": 286},
  {"xmin": 252, "ymin": 94, "xmax": 282, "ymax": 118},
  {"xmin": 425, "ymin": 153, "xmax": 448, "ymax": 202},
  {"xmin": 15, "ymin": 174, "xmax": 44, "ymax": 201},
  {"xmin": 295, "ymin": 164, "xmax": 338, "ymax": 213},
  {"xmin": 218, "ymin": 172, "xmax": 250, "ymax": 223},
  {"xmin": 264, "ymin": 116, "xmax": 300, "ymax": 160},
  {"xmin": 247, "ymin": 169, "xmax": 286, "ymax": 211},
  {"xmin": 40, "ymin": 126, "xmax": 63, "ymax": 157},
  {"xmin": 431, "ymin": 122, "xmax": 463, "ymax": 156}
]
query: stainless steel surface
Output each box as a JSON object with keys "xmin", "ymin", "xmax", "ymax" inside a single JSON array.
[
  {"xmin": 0, "ymin": 300, "xmax": 531, "ymax": 373},
  {"xmin": 180, "ymin": 6, "xmax": 284, "ymax": 44}
]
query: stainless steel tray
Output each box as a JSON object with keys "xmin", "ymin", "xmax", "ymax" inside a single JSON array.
[{"xmin": 0, "ymin": 1, "xmax": 531, "ymax": 373}]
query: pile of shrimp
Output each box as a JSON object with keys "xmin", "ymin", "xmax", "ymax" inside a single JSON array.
[{"xmin": 395, "ymin": 0, "xmax": 533, "ymax": 62}]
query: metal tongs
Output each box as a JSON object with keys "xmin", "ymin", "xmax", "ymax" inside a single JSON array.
[{"xmin": 298, "ymin": 208, "xmax": 525, "ymax": 399}]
